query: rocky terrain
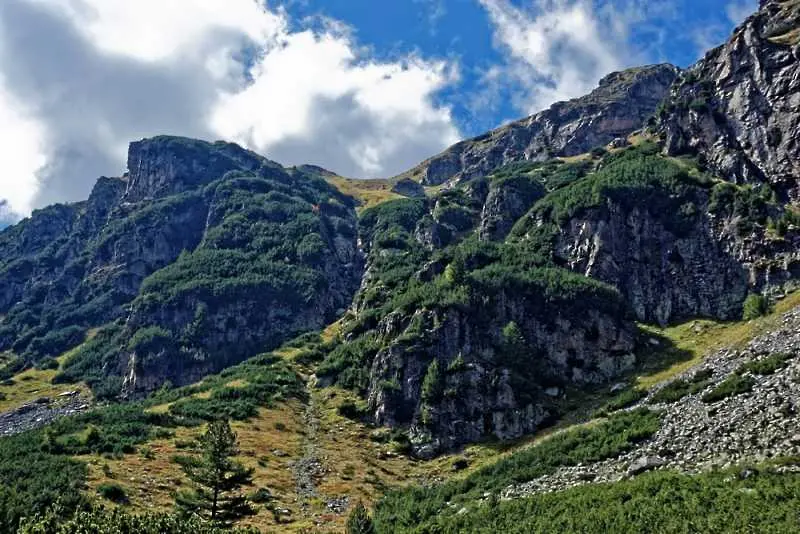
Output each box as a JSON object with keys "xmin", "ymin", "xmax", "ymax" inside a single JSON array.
[
  {"xmin": 0, "ymin": 1, "xmax": 798, "ymax": 532},
  {"xmin": 0, "ymin": 136, "xmax": 366, "ymax": 397},
  {"xmin": 659, "ymin": 0, "xmax": 800, "ymax": 199},
  {"xmin": 0, "ymin": 393, "xmax": 89, "ymax": 437},
  {"xmin": 502, "ymin": 304, "xmax": 800, "ymax": 500},
  {"xmin": 400, "ymin": 63, "xmax": 679, "ymax": 186}
]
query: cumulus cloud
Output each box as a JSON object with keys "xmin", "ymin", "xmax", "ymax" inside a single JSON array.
[
  {"xmin": 211, "ymin": 24, "xmax": 459, "ymax": 177},
  {"xmin": 0, "ymin": 0, "xmax": 459, "ymax": 217},
  {"xmin": 477, "ymin": 0, "xmax": 671, "ymax": 115},
  {"xmin": 725, "ymin": 0, "xmax": 758, "ymax": 25}
]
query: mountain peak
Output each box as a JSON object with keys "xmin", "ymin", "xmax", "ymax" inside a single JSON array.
[
  {"xmin": 124, "ymin": 136, "xmax": 271, "ymax": 201},
  {"xmin": 399, "ymin": 63, "xmax": 679, "ymax": 186}
]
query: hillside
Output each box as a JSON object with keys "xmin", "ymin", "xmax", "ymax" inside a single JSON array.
[{"xmin": 0, "ymin": 1, "xmax": 798, "ymax": 532}]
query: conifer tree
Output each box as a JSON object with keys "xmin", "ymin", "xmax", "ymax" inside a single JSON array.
[
  {"xmin": 346, "ymin": 502, "xmax": 375, "ymax": 534},
  {"xmin": 175, "ymin": 419, "xmax": 254, "ymax": 526}
]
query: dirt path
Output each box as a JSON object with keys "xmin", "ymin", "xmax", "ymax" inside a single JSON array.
[{"xmin": 291, "ymin": 375, "xmax": 325, "ymax": 506}]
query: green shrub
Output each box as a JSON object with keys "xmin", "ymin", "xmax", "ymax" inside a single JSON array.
[
  {"xmin": 97, "ymin": 482, "xmax": 128, "ymax": 504},
  {"xmin": 338, "ymin": 400, "xmax": 367, "ymax": 420},
  {"xmin": 392, "ymin": 467, "xmax": 800, "ymax": 533},
  {"xmin": 742, "ymin": 294, "xmax": 770, "ymax": 320},
  {"xmin": 594, "ymin": 388, "xmax": 647, "ymax": 416},
  {"xmin": 420, "ymin": 360, "xmax": 442, "ymax": 403},
  {"xmin": 649, "ymin": 369, "xmax": 713, "ymax": 404},
  {"xmin": 127, "ymin": 326, "xmax": 174, "ymax": 355},
  {"xmin": 25, "ymin": 326, "xmax": 86, "ymax": 361},
  {"xmin": 35, "ymin": 358, "xmax": 59, "ymax": 371},
  {"xmin": 689, "ymin": 97, "xmax": 709, "ymax": 112},
  {"xmin": 373, "ymin": 409, "xmax": 660, "ymax": 530},
  {"xmin": 737, "ymin": 353, "xmax": 792, "ymax": 376},
  {"xmin": 702, "ymin": 374, "xmax": 755, "ymax": 403},
  {"xmin": 166, "ymin": 354, "xmax": 302, "ymax": 422},
  {"xmin": 19, "ymin": 505, "xmax": 259, "ymax": 533}
]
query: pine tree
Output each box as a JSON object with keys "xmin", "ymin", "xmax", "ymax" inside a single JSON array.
[
  {"xmin": 175, "ymin": 419, "xmax": 254, "ymax": 526},
  {"xmin": 346, "ymin": 502, "xmax": 375, "ymax": 534}
]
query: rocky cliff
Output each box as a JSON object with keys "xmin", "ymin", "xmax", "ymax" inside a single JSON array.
[
  {"xmin": 400, "ymin": 64, "xmax": 679, "ymax": 186},
  {"xmin": 0, "ymin": 0, "xmax": 796, "ymax": 456},
  {"xmin": 0, "ymin": 136, "xmax": 363, "ymax": 397},
  {"xmin": 658, "ymin": 0, "xmax": 800, "ymax": 199}
]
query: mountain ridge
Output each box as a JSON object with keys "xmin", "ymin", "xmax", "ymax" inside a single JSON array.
[{"xmin": 0, "ymin": 1, "xmax": 798, "ymax": 531}]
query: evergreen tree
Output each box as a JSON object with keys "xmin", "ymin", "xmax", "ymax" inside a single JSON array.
[
  {"xmin": 346, "ymin": 502, "xmax": 375, "ymax": 534},
  {"xmin": 175, "ymin": 419, "xmax": 254, "ymax": 526}
]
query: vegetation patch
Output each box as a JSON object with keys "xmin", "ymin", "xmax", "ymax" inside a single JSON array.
[
  {"xmin": 145, "ymin": 353, "xmax": 304, "ymax": 422},
  {"xmin": 387, "ymin": 467, "xmax": 800, "ymax": 533},
  {"xmin": 593, "ymin": 387, "xmax": 647, "ymax": 416},
  {"xmin": 737, "ymin": 352, "xmax": 793, "ymax": 376},
  {"xmin": 649, "ymin": 369, "xmax": 714, "ymax": 404},
  {"xmin": 373, "ymin": 409, "xmax": 660, "ymax": 530},
  {"xmin": 742, "ymin": 293, "xmax": 771, "ymax": 320},
  {"xmin": 702, "ymin": 374, "xmax": 755, "ymax": 404}
]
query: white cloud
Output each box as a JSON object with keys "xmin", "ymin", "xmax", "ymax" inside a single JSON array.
[
  {"xmin": 478, "ymin": 0, "xmax": 664, "ymax": 114},
  {"xmin": 0, "ymin": 0, "xmax": 459, "ymax": 217},
  {"xmin": 725, "ymin": 0, "xmax": 758, "ymax": 26},
  {"xmin": 0, "ymin": 79, "xmax": 46, "ymax": 216}
]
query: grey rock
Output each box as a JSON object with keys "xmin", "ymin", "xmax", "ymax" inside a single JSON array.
[
  {"xmin": 627, "ymin": 456, "xmax": 665, "ymax": 476},
  {"xmin": 391, "ymin": 178, "xmax": 426, "ymax": 198},
  {"xmin": 658, "ymin": 2, "xmax": 800, "ymax": 200},
  {"xmin": 400, "ymin": 64, "xmax": 679, "ymax": 186}
]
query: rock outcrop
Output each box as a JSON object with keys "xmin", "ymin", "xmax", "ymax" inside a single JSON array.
[
  {"xmin": 658, "ymin": 0, "xmax": 800, "ymax": 198},
  {"xmin": 401, "ymin": 64, "xmax": 679, "ymax": 186},
  {"xmin": 503, "ymin": 304, "xmax": 800, "ymax": 500},
  {"xmin": 0, "ymin": 136, "xmax": 363, "ymax": 396},
  {"xmin": 366, "ymin": 299, "xmax": 636, "ymax": 456},
  {"xmin": 552, "ymin": 200, "xmax": 749, "ymax": 325}
]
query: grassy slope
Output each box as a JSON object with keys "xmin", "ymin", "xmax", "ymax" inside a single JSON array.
[
  {"xmin": 0, "ymin": 338, "xmax": 94, "ymax": 412},
  {"xmin": 324, "ymin": 176, "xmax": 404, "ymax": 212},
  {"xmin": 63, "ymin": 290, "xmax": 797, "ymax": 531},
  {"xmin": 636, "ymin": 290, "xmax": 800, "ymax": 389}
]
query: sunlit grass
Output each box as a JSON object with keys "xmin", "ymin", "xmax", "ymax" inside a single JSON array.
[
  {"xmin": 0, "ymin": 343, "xmax": 92, "ymax": 412},
  {"xmin": 325, "ymin": 176, "xmax": 404, "ymax": 211},
  {"xmin": 636, "ymin": 290, "xmax": 800, "ymax": 389}
]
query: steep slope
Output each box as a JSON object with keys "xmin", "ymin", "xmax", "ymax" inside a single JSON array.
[
  {"xmin": 400, "ymin": 63, "xmax": 678, "ymax": 186},
  {"xmin": 373, "ymin": 293, "xmax": 800, "ymax": 533},
  {"xmin": 511, "ymin": 141, "xmax": 799, "ymax": 324},
  {"xmin": 0, "ymin": 136, "xmax": 363, "ymax": 397},
  {"xmin": 658, "ymin": 0, "xmax": 800, "ymax": 198}
]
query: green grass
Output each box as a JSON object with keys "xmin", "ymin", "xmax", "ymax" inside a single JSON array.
[
  {"xmin": 397, "ymin": 466, "xmax": 800, "ymax": 533},
  {"xmin": 373, "ymin": 409, "xmax": 660, "ymax": 530},
  {"xmin": 635, "ymin": 290, "xmax": 800, "ymax": 389},
  {"xmin": 702, "ymin": 374, "xmax": 755, "ymax": 404}
]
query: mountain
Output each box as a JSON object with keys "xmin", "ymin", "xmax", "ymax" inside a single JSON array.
[
  {"xmin": 398, "ymin": 63, "xmax": 679, "ymax": 185},
  {"xmin": 659, "ymin": 0, "xmax": 800, "ymax": 198},
  {"xmin": 0, "ymin": 136, "xmax": 362, "ymax": 397},
  {"xmin": 0, "ymin": 1, "xmax": 799, "ymax": 532}
]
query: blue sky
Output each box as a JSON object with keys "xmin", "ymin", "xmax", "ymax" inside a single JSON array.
[
  {"xmin": 281, "ymin": 0, "xmax": 755, "ymax": 134},
  {"xmin": 0, "ymin": 0, "xmax": 757, "ymax": 220}
]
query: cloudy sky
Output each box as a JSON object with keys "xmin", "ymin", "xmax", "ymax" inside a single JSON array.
[{"xmin": 0, "ymin": 0, "xmax": 756, "ymax": 221}]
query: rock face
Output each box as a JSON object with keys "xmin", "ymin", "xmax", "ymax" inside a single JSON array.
[
  {"xmin": 124, "ymin": 136, "xmax": 270, "ymax": 201},
  {"xmin": 0, "ymin": 136, "xmax": 363, "ymax": 395},
  {"xmin": 391, "ymin": 178, "xmax": 426, "ymax": 199},
  {"xmin": 553, "ymin": 202, "xmax": 750, "ymax": 325},
  {"xmin": 402, "ymin": 64, "xmax": 679, "ymax": 186},
  {"xmin": 503, "ymin": 304, "xmax": 800, "ymax": 500},
  {"xmin": 366, "ymin": 301, "xmax": 636, "ymax": 456},
  {"xmin": 658, "ymin": 0, "xmax": 800, "ymax": 198}
]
